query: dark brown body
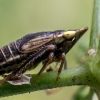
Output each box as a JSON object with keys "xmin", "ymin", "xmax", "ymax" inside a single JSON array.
[
  {"xmin": 0, "ymin": 30, "xmax": 64, "ymax": 75},
  {"xmin": 0, "ymin": 28, "xmax": 88, "ymax": 85}
]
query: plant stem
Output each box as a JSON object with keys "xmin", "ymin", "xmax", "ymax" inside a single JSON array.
[
  {"xmin": 89, "ymin": 0, "xmax": 100, "ymax": 99},
  {"xmin": 89, "ymin": 0, "xmax": 98, "ymax": 49},
  {"xmin": 98, "ymin": 0, "xmax": 100, "ymax": 49},
  {"xmin": 0, "ymin": 66, "xmax": 96, "ymax": 98}
]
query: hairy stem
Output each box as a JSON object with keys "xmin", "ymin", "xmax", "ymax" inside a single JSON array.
[{"xmin": 0, "ymin": 66, "xmax": 96, "ymax": 98}]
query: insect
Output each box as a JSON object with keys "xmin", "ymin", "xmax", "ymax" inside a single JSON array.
[{"xmin": 0, "ymin": 27, "xmax": 88, "ymax": 85}]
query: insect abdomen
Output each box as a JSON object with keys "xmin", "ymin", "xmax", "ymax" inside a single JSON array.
[{"xmin": 0, "ymin": 42, "xmax": 27, "ymax": 68}]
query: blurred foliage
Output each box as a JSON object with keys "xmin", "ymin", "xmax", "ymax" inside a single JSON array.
[{"xmin": 0, "ymin": 0, "xmax": 93, "ymax": 100}]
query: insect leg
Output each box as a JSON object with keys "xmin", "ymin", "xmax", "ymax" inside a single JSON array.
[
  {"xmin": 56, "ymin": 52, "xmax": 66, "ymax": 81},
  {"xmin": 34, "ymin": 52, "xmax": 54, "ymax": 84},
  {"xmin": 0, "ymin": 44, "xmax": 56, "ymax": 85},
  {"xmin": 0, "ymin": 73, "xmax": 19, "ymax": 86},
  {"xmin": 64, "ymin": 59, "xmax": 67, "ymax": 69},
  {"xmin": 15, "ymin": 44, "xmax": 56, "ymax": 76}
]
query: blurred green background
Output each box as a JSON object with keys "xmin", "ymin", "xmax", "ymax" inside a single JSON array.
[{"xmin": 0, "ymin": 0, "xmax": 93, "ymax": 100}]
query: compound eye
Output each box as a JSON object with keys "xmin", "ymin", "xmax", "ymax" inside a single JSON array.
[{"xmin": 63, "ymin": 31, "xmax": 76, "ymax": 39}]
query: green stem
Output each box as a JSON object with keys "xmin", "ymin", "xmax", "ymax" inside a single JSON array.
[
  {"xmin": 89, "ymin": 0, "xmax": 98, "ymax": 49},
  {"xmin": 98, "ymin": 0, "xmax": 100, "ymax": 49},
  {"xmin": 0, "ymin": 66, "xmax": 96, "ymax": 98},
  {"xmin": 98, "ymin": 36, "xmax": 100, "ymax": 49},
  {"xmin": 89, "ymin": 0, "xmax": 100, "ymax": 99}
]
